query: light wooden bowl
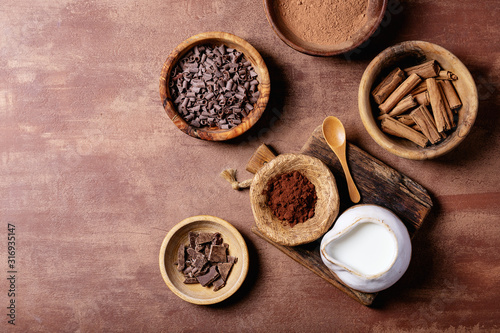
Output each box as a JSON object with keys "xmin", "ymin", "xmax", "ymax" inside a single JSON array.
[
  {"xmin": 250, "ymin": 154, "xmax": 340, "ymax": 246},
  {"xmin": 359, "ymin": 41, "xmax": 478, "ymax": 160},
  {"xmin": 263, "ymin": 0, "xmax": 387, "ymax": 56},
  {"xmin": 159, "ymin": 215, "xmax": 249, "ymax": 305},
  {"xmin": 159, "ymin": 31, "xmax": 270, "ymax": 141}
]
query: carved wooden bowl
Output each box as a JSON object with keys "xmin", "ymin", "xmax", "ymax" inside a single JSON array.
[
  {"xmin": 159, "ymin": 215, "xmax": 249, "ymax": 305},
  {"xmin": 159, "ymin": 31, "xmax": 270, "ymax": 141},
  {"xmin": 250, "ymin": 154, "xmax": 340, "ymax": 246},
  {"xmin": 263, "ymin": 0, "xmax": 387, "ymax": 56},
  {"xmin": 359, "ymin": 41, "xmax": 478, "ymax": 160}
]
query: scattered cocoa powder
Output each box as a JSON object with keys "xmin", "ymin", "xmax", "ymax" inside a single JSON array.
[
  {"xmin": 275, "ymin": 0, "xmax": 368, "ymax": 45},
  {"xmin": 263, "ymin": 171, "xmax": 317, "ymax": 227}
]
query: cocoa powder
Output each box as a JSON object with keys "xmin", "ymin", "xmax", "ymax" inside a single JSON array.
[
  {"xmin": 264, "ymin": 171, "xmax": 317, "ymax": 227},
  {"xmin": 275, "ymin": 0, "xmax": 368, "ymax": 45}
]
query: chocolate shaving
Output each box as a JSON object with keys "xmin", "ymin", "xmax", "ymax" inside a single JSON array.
[{"xmin": 169, "ymin": 43, "xmax": 260, "ymax": 130}]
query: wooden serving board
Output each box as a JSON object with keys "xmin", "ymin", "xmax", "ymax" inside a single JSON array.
[{"xmin": 250, "ymin": 125, "xmax": 433, "ymax": 306}]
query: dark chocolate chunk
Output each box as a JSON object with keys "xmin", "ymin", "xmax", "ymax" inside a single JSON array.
[
  {"xmin": 176, "ymin": 245, "xmax": 185, "ymax": 271},
  {"xmin": 196, "ymin": 232, "xmax": 214, "ymax": 245},
  {"xmin": 192, "ymin": 252, "xmax": 207, "ymax": 270},
  {"xmin": 196, "ymin": 266, "xmax": 220, "ymax": 287},
  {"xmin": 186, "ymin": 248, "xmax": 197, "ymax": 261},
  {"xmin": 188, "ymin": 231, "xmax": 198, "ymax": 249},
  {"xmin": 183, "ymin": 277, "xmax": 198, "ymax": 284},
  {"xmin": 227, "ymin": 256, "xmax": 238, "ymax": 264},
  {"xmin": 217, "ymin": 262, "xmax": 234, "ymax": 282},
  {"xmin": 212, "ymin": 277, "xmax": 226, "ymax": 291},
  {"xmin": 208, "ymin": 245, "xmax": 227, "ymax": 263},
  {"xmin": 212, "ymin": 232, "xmax": 223, "ymax": 245}
]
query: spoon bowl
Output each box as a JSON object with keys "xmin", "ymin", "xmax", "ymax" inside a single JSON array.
[{"xmin": 322, "ymin": 117, "xmax": 361, "ymax": 203}]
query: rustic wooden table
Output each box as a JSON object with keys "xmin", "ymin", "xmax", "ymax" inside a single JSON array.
[{"xmin": 1, "ymin": 0, "xmax": 499, "ymax": 331}]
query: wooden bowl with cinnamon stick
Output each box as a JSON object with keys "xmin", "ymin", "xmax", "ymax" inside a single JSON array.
[{"xmin": 359, "ymin": 41, "xmax": 478, "ymax": 160}]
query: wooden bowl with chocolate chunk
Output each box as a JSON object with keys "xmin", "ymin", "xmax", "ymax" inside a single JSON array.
[
  {"xmin": 159, "ymin": 215, "xmax": 249, "ymax": 305},
  {"xmin": 159, "ymin": 31, "xmax": 270, "ymax": 141},
  {"xmin": 250, "ymin": 154, "xmax": 340, "ymax": 246},
  {"xmin": 359, "ymin": 41, "xmax": 478, "ymax": 160}
]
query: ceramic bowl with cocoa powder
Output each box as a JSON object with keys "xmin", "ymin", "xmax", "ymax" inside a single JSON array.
[
  {"xmin": 263, "ymin": 0, "xmax": 387, "ymax": 56},
  {"xmin": 250, "ymin": 153, "xmax": 340, "ymax": 246}
]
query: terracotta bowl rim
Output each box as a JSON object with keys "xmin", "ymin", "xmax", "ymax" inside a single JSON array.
[{"xmin": 263, "ymin": 0, "xmax": 388, "ymax": 56}]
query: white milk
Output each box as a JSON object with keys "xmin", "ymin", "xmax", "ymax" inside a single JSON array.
[{"xmin": 324, "ymin": 221, "xmax": 397, "ymax": 276}]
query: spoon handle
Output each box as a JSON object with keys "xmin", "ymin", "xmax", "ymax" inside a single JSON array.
[{"xmin": 338, "ymin": 149, "xmax": 361, "ymax": 204}]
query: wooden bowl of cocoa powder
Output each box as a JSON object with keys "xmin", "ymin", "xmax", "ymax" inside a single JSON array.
[
  {"xmin": 250, "ymin": 154, "xmax": 340, "ymax": 246},
  {"xmin": 263, "ymin": 0, "xmax": 387, "ymax": 56}
]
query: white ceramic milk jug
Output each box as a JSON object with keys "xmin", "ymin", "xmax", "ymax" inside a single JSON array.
[{"xmin": 320, "ymin": 204, "xmax": 412, "ymax": 293}]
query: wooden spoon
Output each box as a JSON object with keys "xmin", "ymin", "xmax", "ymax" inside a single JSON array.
[{"xmin": 322, "ymin": 116, "xmax": 361, "ymax": 203}]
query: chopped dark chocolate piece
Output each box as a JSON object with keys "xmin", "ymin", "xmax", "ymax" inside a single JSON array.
[
  {"xmin": 196, "ymin": 232, "xmax": 214, "ymax": 245},
  {"xmin": 227, "ymin": 256, "xmax": 238, "ymax": 264},
  {"xmin": 204, "ymin": 245, "xmax": 211, "ymax": 258},
  {"xmin": 176, "ymin": 245, "xmax": 186, "ymax": 271},
  {"xmin": 192, "ymin": 252, "xmax": 207, "ymax": 270},
  {"xmin": 183, "ymin": 277, "xmax": 198, "ymax": 284},
  {"xmin": 212, "ymin": 277, "xmax": 226, "ymax": 291},
  {"xmin": 196, "ymin": 266, "xmax": 220, "ymax": 287},
  {"xmin": 186, "ymin": 248, "xmax": 197, "ymax": 261},
  {"xmin": 212, "ymin": 232, "xmax": 223, "ymax": 245},
  {"xmin": 174, "ymin": 232, "xmax": 238, "ymax": 291},
  {"xmin": 208, "ymin": 245, "xmax": 227, "ymax": 263},
  {"xmin": 188, "ymin": 231, "xmax": 198, "ymax": 249},
  {"xmin": 217, "ymin": 262, "xmax": 234, "ymax": 282}
]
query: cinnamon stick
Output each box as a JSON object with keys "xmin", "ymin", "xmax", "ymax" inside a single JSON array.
[
  {"xmin": 436, "ymin": 70, "xmax": 458, "ymax": 80},
  {"xmin": 372, "ymin": 67, "xmax": 406, "ymax": 104},
  {"xmin": 409, "ymin": 81, "xmax": 427, "ymax": 95},
  {"xmin": 413, "ymin": 91, "xmax": 430, "ymax": 106},
  {"xmin": 381, "ymin": 116, "xmax": 428, "ymax": 148},
  {"xmin": 426, "ymin": 78, "xmax": 451, "ymax": 132},
  {"xmin": 439, "ymin": 79, "xmax": 462, "ymax": 110},
  {"xmin": 379, "ymin": 73, "xmax": 422, "ymax": 114},
  {"xmin": 405, "ymin": 60, "xmax": 440, "ymax": 79},
  {"xmin": 387, "ymin": 95, "xmax": 418, "ymax": 117},
  {"xmin": 410, "ymin": 105, "xmax": 441, "ymax": 144},
  {"xmin": 438, "ymin": 81, "xmax": 455, "ymax": 128},
  {"xmin": 397, "ymin": 114, "xmax": 416, "ymax": 126}
]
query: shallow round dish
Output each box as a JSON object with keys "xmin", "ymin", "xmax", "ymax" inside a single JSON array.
[
  {"xmin": 250, "ymin": 153, "xmax": 340, "ymax": 246},
  {"xmin": 359, "ymin": 40, "xmax": 478, "ymax": 160},
  {"xmin": 159, "ymin": 215, "xmax": 249, "ymax": 305},
  {"xmin": 263, "ymin": 0, "xmax": 387, "ymax": 56},
  {"xmin": 159, "ymin": 31, "xmax": 270, "ymax": 141}
]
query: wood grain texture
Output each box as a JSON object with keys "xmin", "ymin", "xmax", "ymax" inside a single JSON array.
[{"xmin": 1, "ymin": 0, "xmax": 499, "ymax": 331}]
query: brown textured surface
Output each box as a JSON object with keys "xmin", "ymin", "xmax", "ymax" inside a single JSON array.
[{"xmin": 1, "ymin": 0, "xmax": 499, "ymax": 332}]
